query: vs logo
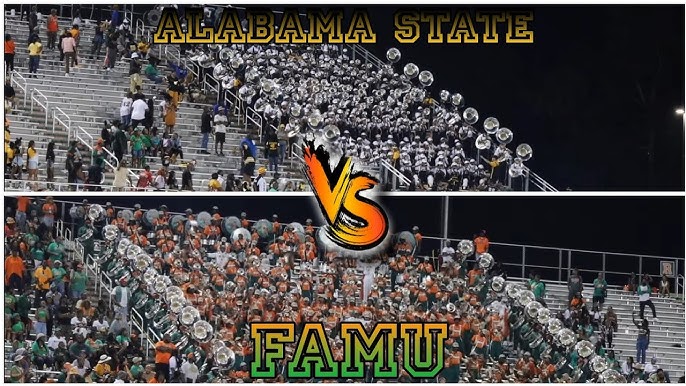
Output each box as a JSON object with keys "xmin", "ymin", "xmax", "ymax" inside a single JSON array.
[{"xmin": 302, "ymin": 141, "xmax": 389, "ymax": 251}]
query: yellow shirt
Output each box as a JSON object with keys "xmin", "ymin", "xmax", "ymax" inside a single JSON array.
[
  {"xmin": 28, "ymin": 42, "xmax": 42, "ymax": 56},
  {"xmin": 34, "ymin": 266, "xmax": 53, "ymax": 290},
  {"xmin": 28, "ymin": 148, "xmax": 36, "ymax": 159},
  {"xmin": 93, "ymin": 363, "xmax": 111, "ymax": 377},
  {"xmin": 208, "ymin": 179, "xmax": 222, "ymax": 191}
]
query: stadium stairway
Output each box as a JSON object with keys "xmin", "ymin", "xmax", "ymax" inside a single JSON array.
[
  {"xmin": 520, "ymin": 280, "xmax": 685, "ymax": 378},
  {"xmin": 4, "ymin": 12, "xmax": 306, "ymax": 191}
]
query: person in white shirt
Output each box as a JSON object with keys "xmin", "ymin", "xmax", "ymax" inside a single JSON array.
[
  {"xmin": 255, "ymin": 167, "xmax": 268, "ymax": 192},
  {"xmin": 92, "ymin": 314, "xmax": 110, "ymax": 333},
  {"xmin": 213, "ymin": 109, "xmax": 228, "ymax": 155},
  {"xmin": 70, "ymin": 311, "xmax": 89, "ymax": 338},
  {"xmin": 644, "ymin": 357, "xmax": 660, "ymax": 375},
  {"xmin": 130, "ymin": 96, "xmax": 148, "ymax": 130},
  {"xmin": 180, "ymin": 356, "xmax": 199, "ymax": 382},
  {"xmin": 441, "ymin": 241, "xmax": 455, "ymax": 265},
  {"xmin": 47, "ymin": 330, "xmax": 67, "ymax": 352},
  {"xmin": 120, "ymin": 92, "xmax": 133, "ymax": 128}
]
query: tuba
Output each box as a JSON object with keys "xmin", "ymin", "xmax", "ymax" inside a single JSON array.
[
  {"xmin": 575, "ymin": 340, "xmax": 595, "ymax": 358},
  {"xmin": 446, "ymin": 303, "xmax": 456, "ymax": 313},
  {"xmin": 524, "ymin": 301, "xmax": 542, "ymax": 319},
  {"xmin": 496, "ymin": 128, "xmax": 513, "ymax": 144},
  {"xmin": 322, "ymin": 124, "xmax": 340, "ymax": 142},
  {"xmin": 475, "ymin": 133, "xmax": 492, "ymax": 150},
  {"xmin": 457, "ymin": 240, "xmax": 474, "ymax": 255},
  {"xmin": 168, "ymin": 295, "xmax": 186, "ymax": 314},
  {"xmin": 134, "ymin": 254, "xmax": 151, "ymax": 272},
  {"xmin": 102, "ymin": 225, "xmax": 120, "ymax": 241},
  {"xmin": 192, "ymin": 320, "xmax": 214, "ymax": 343},
  {"xmin": 478, "ymin": 253, "xmax": 493, "ymax": 269},
  {"xmin": 215, "ymin": 346, "xmax": 236, "ymax": 368},
  {"xmin": 88, "ymin": 204, "xmax": 105, "ymax": 221},
  {"xmin": 491, "ymin": 276, "xmax": 505, "ymax": 292},
  {"xmin": 180, "ymin": 306, "xmax": 199, "ymax": 326}
]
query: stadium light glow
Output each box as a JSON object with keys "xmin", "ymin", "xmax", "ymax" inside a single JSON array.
[{"xmin": 676, "ymin": 108, "xmax": 685, "ymax": 115}]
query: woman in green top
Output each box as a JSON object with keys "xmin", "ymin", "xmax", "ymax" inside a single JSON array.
[
  {"xmin": 141, "ymin": 128, "xmax": 153, "ymax": 156},
  {"xmin": 32, "ymin": 334, "xmax": 53, "ymax": 369},
  {"xmin": 131, "ymin": 131, "xmax": 144, "ymax": 168},
  {"xmin": 70, "ymin": 265, "xmax": 88, "ymax": 299},
  {"xmin": 10, "ymin": 314, "xmax": 25, "ymax": 342},
  {"xmin": 47, "ymin": 239, "xmax": 64, "ymax": 261},
  {"xmin": 52, "ymin": 260, "xmax": 67, "ymax": 295},
  {"xmin": 31, "ymin": 242, "xmax": 45, "ymax": 268}
]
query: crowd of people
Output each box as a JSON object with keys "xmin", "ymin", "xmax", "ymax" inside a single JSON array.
[{"xmin": 5, "ymin": 197, "xmax": 680, "ymax": 383}]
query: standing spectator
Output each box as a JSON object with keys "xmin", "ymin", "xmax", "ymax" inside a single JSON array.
[
  {"xmin": 474, "ymin": 230, "xmax": 489, "ymax": 255},
  {"xmin": 637, "ymin": 278, "xmax": 658, "ymax": 321},
  {"xmin": 130, "ymin": 95, "xmax": 148, "ymax": 130},
  {"xmin": 41, "ymin": 196, "xmax": 57, "ymax": 229},
  {"xmin": 28, "ymin": 6, "xmax": 38, "ymax": 39},
  {"xmin": 104, "ymin": 29, "xmax": 118, "ymax": 71},
  {"xmin": 89, "ymin": 22, "xmax": 105, "ymax": 59},
  {"xmin": 5, "ymin": 34, "xmax": 16, "ymax": 73},
  {"xmin": 530, "ymin": 274, "xmax": 546, "ymax": 306},
  {"xmin": 129, "ymin": 52, "xmax": 142, "ymax": 93},
  {"xmin": 69, "ymin": 25, "xmax": 80, "ymax": 67},
  {"xmin": 625, "ymin": 272, "xmax": 638, "ymax": 293},
  {"xmin": 266, "ymin": 133, "xmax": 279, "ymax": 172},
  {"xmin": 255, "ymin": 167, "xmax": 268, "ymax": 192},
  {"xmin": 154, "ymin": 334, "xmax": 176, "ymax": 382},
  {"xmin": 61, "ymin": 32, "xmax": 77, "ymax": 76},
  {"xmin": 26, "ymin": 140, "xmax": 38, "ymax": 181},
  {"xmin": 46, "ymin": 141, "xmax": 55, "ymax": 185},
  {"xmin": 112, "ymin": 160, "xmax": 132, "ymax": 191},
  {"xmin": 111, "ymin": 5, "xmax": 121, "ymax": 29},
  {"xmin": 181, "ymin": 163, "xmax": 193, "ymax": 191},
  {"xmin": 659, "ymin": 274, "xmax": 670, "ymax": 297},
  {"xmin": 277, "ymin": 124, "xmax": 289, "ymax": 162},
  {"xmin": 27, "ymin": 36, "xmax": 43, "ymax": 78},
  {"xmin": 69, "ymin": 263, "xmax": 87, "ymax": 299},
  {"xmin": 632, "ymin": 311, "xmax": 650, "ymax": 364},
  {"xmin": 161, "ymin": 94, "xmax": 178, "ymax": 135},
  {"xmin": 46, "ymin": 9, "xmax": 59, "ymax": 50},
  {"xmin": 567, "ymin": 268, "xmax": 584, "ymax": 301},
  {"xmin": 200, "ymin": 107, "xmax": 212, "ymax": 154},
  {"xmin": 34, "ymin": 260, "xmax": 53, "ymax": 306},
  {"xmin": 112, "ymin": 123, "xmax": 128, "ymax": 163},
  {"xmin": 213, "ymin": 108, "xmax": 227, "ymax": 155},
  {"xmin": 240, "ymin": 135, "xmax": 256, "ymax": 183},
  {"xmin": 5, "ymin": 249, "xmax": 26, "ymax": 291},
  {"xmin": 592, "ymin": 272, "xmax": 607, "ymax": 309}
]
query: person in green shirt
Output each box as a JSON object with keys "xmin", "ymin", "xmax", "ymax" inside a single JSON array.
[
  {"xmin": 70, "ymin": 263, "xmax": 88, "ymax": 299},
  {"xmin": 131, "ymin": 130, "xmax": 144, "ymax": 167},
  {"xmin": 593, "ymin": 272, "xmax": 608, "ymax": 309},
  {"xmin": 9, "ymin": 355, "xmax": 25, "ymax": 383},
  {"xmin": 34, "ymin": 300, "xmax": 49, "ymax": 335},
  {"xmin": 51, "ymin": 260, "xmax": 67, "ymax": 295},
  {"xmin": 141, "ymin": 128, "xmax": 153, "ymax": 156},
  {"xmin": 15, "ymin": 291, "xmax": 30, "ymax": 320},
  {"xmin": 531, "ymin": 274, "xmax": 546, "ymax": 306},
  {"xmin": 10, "ymin": 314, "xmax": 25, "ymax": 341},
  {"xmin": 30, "ymin": 241, "xmax": 45, "ymax": 268},
  {"xmin": 32, "ymin": 333, "xmax": 53, "ymax": 369},
  {"xmin": 128, "ymin": 357, "xmax": 144, "ymax": 380},
  {"xmin": 47, "ymin": 237, "xmax": 65, "ymax": 261},
  {"xmin": 145, "ymin": 62, "xmax": 163, "ymax": 84}
]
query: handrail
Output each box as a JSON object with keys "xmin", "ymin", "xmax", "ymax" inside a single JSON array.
[
  {"xmin": 74, "ymin": 125, "xmax": 119, "ymax": 172},
  {"xmin": 134, "ymin": 17, "xmax": 145, "ymax": 40},
  {"xmin": 678, "ymin": 274, "xmax": 685, "ymax": 302},
  {"xmin": 164, "ymin": 44, "xmax": 181, "ymax": 65},
  {"xmin": 2, "ymin": 179, "xmax": 134, "ymax": 192},
  {"xmin": 523, "ymin": 166, "xmax": 557, "ymax": 192},
  {"xmin": 246, "ymin": 106, "xmax": 263, "ymax": 138},
  {"xmin": 52, "ymin": 106, "xmax": 71, "ymax": 138},
  {"xmin": 9, "ymin": 71, "xmax": 28, "ymax": 107},
  {"xmin": 380, "ymin": 159, "xmax": 411, "ymax": 189},
  {"xmin": 30, "ymin": 89, "xmax": 50, "ymax": 125}
]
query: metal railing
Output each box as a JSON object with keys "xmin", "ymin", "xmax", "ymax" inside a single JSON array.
[
  {"xmin": 678, "ymin": 274, "xmax": 685, "ymax": 301},
  {"xmin": 52, "ymin": 106, "xmax": 71, "ymax": 138},
  {"xmin": 380, "ymin": 159, "xmax": 411, "ymax": 189},
  {"xmin": 30, "ymin": 89, "xmax": 50, "ymax": 125},
  {"xmin": 9, "ymin": 71, "xmax": 28, "ymax": 107},
  {"xmin": 523, "ymin": 166, "xmax": 557, "ymax": 192},
  {"xmin": 420, "ymin": 235, "xmax": 683, "ymax": 285},
  {"xmin": 245, "ymin": 106, "xmax": 263, "ymax": 138},
  {"xmin": 74, "ymin": 125, "xmax": 119, "ymax": 172},
  {"xmin": 3, "ymin": 179, "xmax": 134, "ymax": 192}
]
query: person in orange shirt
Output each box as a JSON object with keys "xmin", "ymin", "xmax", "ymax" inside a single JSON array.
[
  {"xmin": 5, "ymin": 249, "xmax": 25, "ymax": 291},
  {"xmin": 467, "ymin": 264, "xmax": 483, "ymax": 286},
  {"xmin": 15, "ymin": 196, "xmax": 30, "ymax": 232},
  {"xmin": 154, "ymin": 334, "xmax": 176, "ymax": 382},
  {"xmin": 240, "ymin": 212, "xmax": 249, "ymax": 229},
  {"xmin": 46, "ymin": 9, "xmax": 59, "ymax": 50},
  {"xmin": 5, "ymin": 34, "xmax": 16, "ymax": 72},
  {"xmin": 474, "ymin": 230, "xmax": 490, "ymax": 255},
  {"xmin": 41, "ymin": 196, "xmax": 57, "ymax": 229},
  {"xmin": 5, "ymin": 216, "xmax": 17, "ymax": 238}
]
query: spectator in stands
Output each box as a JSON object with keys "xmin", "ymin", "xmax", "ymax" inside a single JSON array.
[
  {"xmin": 5, "ymin": 248, "xmax": 26, "ymax": 291},
  {"xmin": 120, "ymin": 91, "xmax": 133, "ymax": 128},
  {"xmin": 154, "ymin": 334, "xmax": 177, "ymax": 382},
  {"xmin": 28, "ymin": 6, "xmax": 38, "ymax": 40},
  {"xmin": 104, "ymin": 28, "xmax": 118, "ymax": 71},
  {"xmin": 26, "ymin": 140, "xmax": 38, "ymax": 181},
  {"xmin": 255, "ymin": 167, "xmax": 268, "ymax": 191},
  {"xmin": 266, "ymin": 133, "xmax": 280, "ymax": 172},
  {"xmin": 181, "ymin": 163, "xmax": 194, "ymax": 191},
  {"xmin": 86, "ymin": 158, "xmax": 105, "ymax": 191},
  {"xmin": 129, "ymin": 52, "xmax": 142, "ymax": 93},
  {"xmin": 46, "ymin": 9, "xmax": 59, "ymax": 50},
  {"xmin": 27, "ymin": 35, "xmax": 43, "ymax": 78},
  {"xmin": 131, "ymin": 94, "xmax": 148, "ymax": 131},
  {"xmin": 70, "ymin": 24, "xmax": 80, "ymax": 67},
  {"xmin": 214, "ymin": 107, "xmax": 228, "ymax": 155},
  {"xmin": 241, "ymin": 135, "xmax": 257, "ymax": 183},
  {"xmin": 145, "ymin": 60, "xmax": 164, "ymax": 84},
  {"xmin": 112, "ymin": 160, "xmax": 132, "ymax": 191},
  {"xmin": 474, "ymin": 230, "xmax": 489, "ymax": 255},
  {"xmin": 277, "ymin": 123, "xmax": 289, "ymax": 162},
  {"xmin": 632, "ymin": 311, "xmax": 650, "ymax": 364},
  {"xmin": 659, "ymin": 274, "xmax": 670, "ymax": 297},
  {"xmin": 593, "ymin": 272, "xmax": 608, "ymax": 309},
  {"xmin": 199, "ymin": 106, "xmax": 212, "ymax": 154},
  {"xmin": 46, "ymin": 140, "xmax": 55, "ymax": 185},
  {"xmin": 567, "ymin": 268, "xmax": 584, "ymax": 301},
  {"xmin": 161, "ymin": 93, "xmax": 178, "ymax": 134},
  {"xmin": 208, "ymin": 172, "xmax": 223, "ymax": 191},
  {"xmin": 5, "ymin": 33, "xmax": 16, "ymax": 73},
  {"xmin": 638, "ymin": 277, "xmax": 658, "ymax": 321},
  {"xmin": 111, "ymin": 5, "xmax": 121, "ymax": 29},
  {"xmin": 61, "ymin": 31, "xmax": 77, "ymax": 77},
  {"xmin": 90, "ymin": 21, "xmax": 105, "ymax": 60},
  {"xmin": 5, "ymin": 78, "xmax": 16, "ymax": 112}
]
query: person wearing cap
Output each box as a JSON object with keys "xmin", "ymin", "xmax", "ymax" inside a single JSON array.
[
  {"xmin": 154, "ymin": 334, "xmax": 176, "ymax": 382},
  {"xmin": 32, "ymin": 332, "xmax": 53, "ymax": 369},
  {"xmin": 73, "ymin": 350, "xmax": 92, "ymax": 377},
  {"xmin": 180, "ymin": 353, "xmax": 199, "ymax": 382},
  {"xmin": 127, "ymin": 357, "xmax": 145, "ymax": 381},
  {"xmin": 129, "ymin": 51, "xmax": 142, "ymax": 93},
  {"xmin": 5, "ymin": 216, "xmax": 18, "ymax": 238},
  {"xmin": 113, "ymin": 277, "xmax": 132, "ymax": 318},
  {"xmin": 255, "ymin": 167, "xmax": 268, "ymax": 192},
  {"xmin": 474, "ymin": 230, "xmax": 489, "ymax": 255},
  {"xmin": 9, "ymin": 354, "xmax": 25, "ymax": 382},
  {"xmin": 93, "ymin": 354, "xmax": 113, "ymax": 380}
]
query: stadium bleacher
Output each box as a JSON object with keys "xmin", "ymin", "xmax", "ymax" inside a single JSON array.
[{"xmin": 4, "ymin": 197, "xmax": 684, "ymax": 382}]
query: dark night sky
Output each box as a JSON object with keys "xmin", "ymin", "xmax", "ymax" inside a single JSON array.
[
  {"xmin": 362, "ymin": 5, "xmax": 685, "ymax": 191},
  {"xmin": 18, "ymin": 4, "xmax": 684, "ymax": 190},
  {"xmin": 8, "ymin": 195, "xmax": 683, "ymax": 283}
]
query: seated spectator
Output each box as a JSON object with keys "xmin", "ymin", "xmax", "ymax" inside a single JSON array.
[{"xmin": 659, "ymin": 274, "xmax": 670, "ymax": 297}]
